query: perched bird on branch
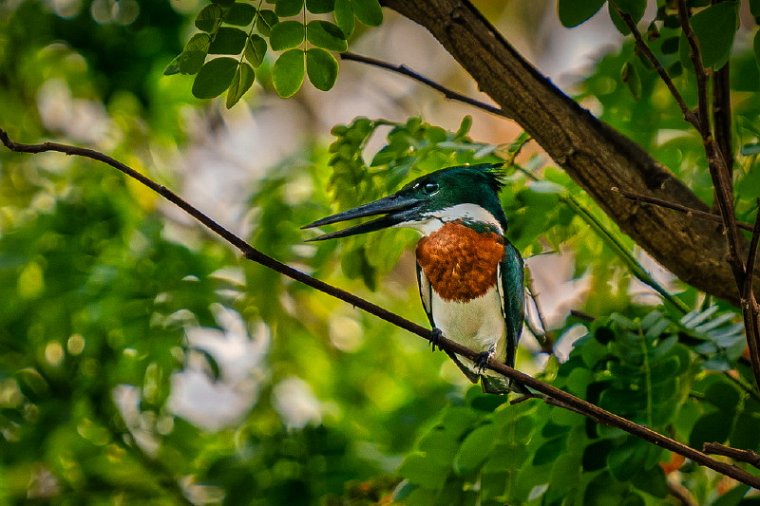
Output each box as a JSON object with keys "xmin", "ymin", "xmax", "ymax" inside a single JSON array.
[{"xmin": 304, "ymin": 163, "xmax": 525, "ymax": 394}]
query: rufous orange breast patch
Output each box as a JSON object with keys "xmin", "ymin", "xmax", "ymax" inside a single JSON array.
[{"xmin": 416, "ymin": 222, "xmax": 505, "ymax": 302}]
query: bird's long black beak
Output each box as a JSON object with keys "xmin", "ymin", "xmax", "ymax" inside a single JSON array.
[{"xmin": 302, "ymin": 193, "xmax": 421, "ymax": 241}]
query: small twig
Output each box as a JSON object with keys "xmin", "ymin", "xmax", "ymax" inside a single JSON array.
[
  {"xmin": 570, "ymin": 309, "xmax": 595, "ymax": 322},
  {"xmin": 611, "ymin": 187, "xmax": 755, "ymax": 232},
  {"xmin": 741, "ymin": 205, "xmax": 760, "ymax": 394},
  {"xmin": 667, "ymin": 478, "xmax": 698, "ymax": 506},
  {"xmin": 340, "ymin": 52, "xmax": 511, "ymax": 119},
  {"xmin": 3, "ymin": 129, "xmax": 760, "ymax": 489},
  {"xmin": 713, "ymin": 63, "xmax": 733, "ymax": 190},
  {"xmin": 525, "ymin": 273, "xmax": 552, "ymax": 352},
  {"xmin": 704, "ymin": 442, "xmax": 760, "ymax": 469},
  {"xmin": 745, "ymin": 201, "xmax": 760, "ymax": 300},
  {"xmin": 677, "ymin": 0, "xmax": 710, "ymax": 137},
  {"xmin": 609, "ymin": 2, "xmax": 698, "ymax": 128}
]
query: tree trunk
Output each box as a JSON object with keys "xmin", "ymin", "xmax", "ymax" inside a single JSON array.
[{"xmin": 383, "ymin": 0, "xmax": 758, "ymax": 305}]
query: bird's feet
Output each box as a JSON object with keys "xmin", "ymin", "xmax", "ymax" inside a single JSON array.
[
  {"xmin": 475, "ymin": 348, "xmax": 494, "ymax": 374},
  {"xmin": 429, "ymin": 327, "xmax": 443, "ymax": 351}
]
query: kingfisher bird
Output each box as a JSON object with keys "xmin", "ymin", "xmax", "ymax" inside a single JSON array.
[{"xmin": 303, "ymin": 163, "xmax": 524, "ymax": 394}]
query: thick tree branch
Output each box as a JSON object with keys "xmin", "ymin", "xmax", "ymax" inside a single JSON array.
[
  {"xmin": 2, "ymin": 129, "xmax": 759, "ymax": 489},
  {"xmin": 380, "ymin": 0, "xmax": 760, "ymax": 306}
]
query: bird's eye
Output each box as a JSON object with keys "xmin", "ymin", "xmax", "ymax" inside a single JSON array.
[{"xmin": 423, "ymin": 182, "xmax": 439, "ymax": 194}]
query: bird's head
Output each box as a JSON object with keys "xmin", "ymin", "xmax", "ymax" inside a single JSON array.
[{"xmin": 303, "ymin": 163, "xmax": 509, "ymax": 241}]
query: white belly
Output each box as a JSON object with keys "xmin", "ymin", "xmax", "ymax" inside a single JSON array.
[{"xmin": 431, "ymin": 286, "xmax": 507, "ymax": 371}]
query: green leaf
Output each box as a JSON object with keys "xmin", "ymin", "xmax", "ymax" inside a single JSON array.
[
  {"xmin": 704, "ymin": 380, "xmax": 739, "ymax": 412},
  {"xmin": 683, "ymin": 1, "xmax": 739, "ymax": 69},
  {"xmin": 398, "ymin": 453, "xmax": 448, "ymax": 490},
  {"xmin": 584, "ymin": 471, "xmax": 633, "ymax": 504},
  {"xmin": 729, "ymin": 413, "xmax": 760, "ymax": 457},
  {"xmin": 244, "ymin": 34, "xmax": 268, "ymax": 67},
  {"xmin": 224, "ymin": 3, "xmax": 256, "ymax": 26},
  {"xmin": 275, "ymin": 0, "xmax": 304, "ymax": 17},
  {"xmin": 192, "ymin": 57, "xmax": 238, "ymax": 98},
  {"xmin": 226, "ymin": 62, "xmax": 255, "ymax": 108},
  {"xmin": 196, "ymin": 4, "xmax": 223, "ymax": 32},
  {"xmin": 631, "ymin": 467, "xmax": 668, "ymax": 498},
  {"xmin": 164, "ymin": 33, "xmax": 211, "ymax": 75},
  {"xmin": 582, "ymin": 439, "xmax": 613, "ymax": 471},
  {"xmin": 751, "ymin": 0, "xmax": 760, "ymax": 17},
  {"xmin": 334, "ymin": 0, "xmax": 355, "ymax": 36},
  {"xmin": 272, "ymin": 49, "xmax": 305, "ymax": 97},
  {"xmin": 306, "ymin": 20, "xmax": 347, "ymax": 51},
  {"xmin": 755, "ymin": 31, "xmax": 760, "ymax": 71},
  {"xmin": 306, "ymin": 0, "xmax": 335, "ymax": 13},
  {"xmin": 270, "ymin": 21, "xmax": 305, "ymax": 50},
  {"xmin": 532, "ymin": 435, "xmax": 566, "ymax": 466},
  {"xmin": 453, "ymin": 423, "xmax": 498, "ymax": 476},
  {"xmin": 164, "ymin": 55, "xmax": 183, "ymax": 75},
  {"xmin": 558, "ymin": 0, "xmax": 606, "ymax": 27},
  {"xmin": 609, "ymin": 0, "xmax": 646, "ymax": 35},
  {"xmin": 256, "ymin": 9, "xmax": 279, "ymax": 36},
  {"xmin": 621, "ymin": 61, "xmax": 641, "ymax": 99},
  {"xmin": 306, "ymin": 48, "xmax": 338, "ymax": 91},
  {"xmin": 608, "ymin": 439, "xmax": 648, "ymax": 481},
  {"xmin": 712, "ymin": 484, "xmax": 751, "ymax": 506},
  {"xmin": 16, "ymin": 367, "xmax": 49, "ymax": 399},
  {"xmin": 689, "ymin": 411, "xmax": 732, "ymax": 449},
  {"xmin": 350, "ymin": 0, "xmax": 382, "ymax": 26},
  {"xmin": 209, "ymin": 27, "xmax": 248, "ymax": 54}
]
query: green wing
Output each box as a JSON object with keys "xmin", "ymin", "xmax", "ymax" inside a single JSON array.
[
  {"xmin": 415, "ymin": 262, "xmax": 434, "ymax": 327},
  {"xmin": 497, "ymin": 241, "xmax": 524, "ymax": 368}
]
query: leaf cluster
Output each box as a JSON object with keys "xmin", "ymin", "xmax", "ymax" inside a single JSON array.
[
  {"xmin": 165, "ymin": 0, "xmax": 382, "ymax": 105},
  {"xmin": 394, "ymin": 308, "xmax": 758, "ymax": 505}
]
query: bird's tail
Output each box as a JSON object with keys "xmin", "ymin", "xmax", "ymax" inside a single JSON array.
[{"xmin": 480, "ymin": 375, "xmax": 530, "ymax": 395}]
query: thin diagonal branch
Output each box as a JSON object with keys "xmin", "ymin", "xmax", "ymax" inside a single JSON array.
[
  {"xmin": 340, "ymin": 52, "xmax": 510, "ymax": 119},
  {"xmin": 612, "ymin": 187, "xmax": 755, "ymax": 232},
  {"xmin": 2, "ymin": 129, "xmax": 759, "ymax": 488}
]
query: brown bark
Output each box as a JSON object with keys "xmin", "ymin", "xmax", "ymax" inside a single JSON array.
[{"xmin": 382, "ymin": 0, "xmax": 759, "ymax": 305}]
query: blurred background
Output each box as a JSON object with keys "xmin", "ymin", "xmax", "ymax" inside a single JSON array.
[{"xmin": 1, "ymin": 0, "xmax": 759, "ymax": 504}]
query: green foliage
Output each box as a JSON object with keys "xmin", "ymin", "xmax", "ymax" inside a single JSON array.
[
  {"xmin": 272, "ymin": 48, "xmax": 305, "ymax": 97},
  {"xmin": 558, "ymin": 0, "xmax": 606, "ymax": 28},
  {"xmin": 679, "ymin": 1, "xmax": 738, "ymax": 70},
  {"xmin": 192, "ymin": 56, "xmax": 239, "ymax": 98},
  {"xmin": 608, "ymin": 0, "xmax": 647, "ymax": 34},
  {"xmin": 306, "ymin": 48, "xmax": 339, "ymax": 91},
  {"xmin": 4, "ymin": 1, "xmax": 760, "ymax": 504},
  {"xmin": 392, "ymin": 308, "xmax": 757, "ymax": 505},
  {"xmin": 166, "ymin": 0, "xmax": 382, "ymax": 104}
]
